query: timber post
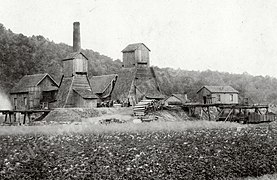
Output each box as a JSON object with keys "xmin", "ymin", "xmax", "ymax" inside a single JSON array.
[
  {"xmin": 23, "ymin": 113, "xmax": 26, "ymax": 124},
  {"xmin": 4, "ymin": 113, "xmax": 7, "ymax": 123}
]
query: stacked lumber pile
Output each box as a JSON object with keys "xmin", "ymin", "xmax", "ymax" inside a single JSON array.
[{"xmin": 133, "ymin": 99, "xmax": 154, "ymax": 116}]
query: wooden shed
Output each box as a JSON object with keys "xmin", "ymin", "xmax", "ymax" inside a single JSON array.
[
  {"xmin": 164, "ymin": 93, "xmax": 188, "ymax": 106},
  {"xmin": 197, "ymin": 86, "xmax": 239, "ymax": 104},
  {"xmin": 122, "ymin": 43, "xmax": 150, "ymax": 68},
  {"xmin": 10, "ymin": 73, "xmax": 59, "ymax": 110}
]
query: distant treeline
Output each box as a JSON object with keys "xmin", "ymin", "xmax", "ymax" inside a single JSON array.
[{"xmin": 1, "ymin": 23, "xmax": 277, "ymax": 104}]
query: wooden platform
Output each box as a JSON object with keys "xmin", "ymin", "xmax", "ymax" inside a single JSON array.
[
  {"xmin": 0, "ymin": 110, "xmax": 51, "ymax": 125},
  {"xmin": 181, "ymin": 103, "xmax": 275, "ymax": 123}
]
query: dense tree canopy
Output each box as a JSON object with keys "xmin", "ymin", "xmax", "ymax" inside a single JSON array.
[{"xmin": 1, "ymin": 23, "xmax": 277, "ymax": 104}]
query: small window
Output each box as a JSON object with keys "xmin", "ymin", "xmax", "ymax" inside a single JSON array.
[
  {"xmin": 24, "ymin": 97, "xmax": 28, "ymax": 106},
  {"xmin": 230, "ymin": 94, "xmax": 233, "ymax": 101},
  {"xmin": 217, "ymin": 94, "xmax": 221, "ymax": 102}
]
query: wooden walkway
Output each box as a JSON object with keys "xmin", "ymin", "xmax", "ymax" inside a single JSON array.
[
  {"xmin": 0, "ymin": 110, "xmax": 51, "ymax": 125},
  {"xmin": 181, "ymin": 103, "xmax": 275, "ymax": 123}
]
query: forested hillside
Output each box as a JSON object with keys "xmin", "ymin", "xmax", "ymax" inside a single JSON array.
[{"xmin": 1, "ymin": 23, "xmax": 277, "ymax": 104}]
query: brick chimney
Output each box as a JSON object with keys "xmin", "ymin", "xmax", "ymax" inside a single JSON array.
[{"xmin": 73, "ymin": 22, "xmax": 81, "ymax": 52}]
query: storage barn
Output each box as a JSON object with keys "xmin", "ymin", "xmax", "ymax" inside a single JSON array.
[
  {"xmin": 122, "ymin": 43, "xmax": 150, "ymax": 68},
  {"xmin": 10, "ymin": 73, "xmax": 59, "ymax": 110},
  {"xmin": 197, "ymin": 85, "xmax": 239, "ymax": 104}
]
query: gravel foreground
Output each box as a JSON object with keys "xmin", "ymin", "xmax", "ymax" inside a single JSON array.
[{"xmin": 0, "ymin": 122, "xmax": 277, "ymax": 179}]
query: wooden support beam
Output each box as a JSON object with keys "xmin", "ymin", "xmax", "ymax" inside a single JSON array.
[
  {"xmin": 23, "ymin": 113, "xmax": 26, "ymax": 124},
  {"xmin": 207, "ymin": 106, "xmax": 211, "ymax": 121},
  {"xmin": 28, "ymin": 113, "xmax": 31, "ymax": 123},
  {"xmin": 13, "ymin": 113, "xmax": 16, "ymax": 123},
  {"xmin": 224, "ymin": 109, "xmax": 233, "ymax": 122},
  {"xmin": 4, "ymin": 113, "xmax": 7, "ymax": 123},
  {"xmin": 215, "ymin": 108, "xmax": 224, "ymax": 121},
  {"xmin": 9, "ymin": 113, "xmax": 12, "ymax": 123}
]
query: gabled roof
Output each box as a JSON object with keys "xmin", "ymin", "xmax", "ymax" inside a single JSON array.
[
  {"xmin": 89, "ymin": 74, "xmax": 118, "ymax": 94},
  {"xmin": 197, "ymin": 86, "xmax": 239, "ymax": 94},
  {"xmin": 62, "ymin": 51, "xmax": 88, "ymax": 61},
  {"xmin": 73, "ymin": 88, "xmax": 98, "ymax": 99},
  {"xmin": 10, "ymin": 73, "xmax": 59, "ymax": 93},
  {"xmin": 121, "ymin": 43, "xmax": 151, "ymax": 52}
]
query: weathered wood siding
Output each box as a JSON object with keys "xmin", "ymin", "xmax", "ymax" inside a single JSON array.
[
  {"xmin": 11, "ymin": 76, "xmax": 58, "ymax": 110},
  {"xmin": 198, "ymin": 87, "xmax": 238, "ymax": 104},
  {"xmin": 198, "ymin": 88, "xmax": 212, "ymax": 104},
  {"xmin": 210, "ymin": 93, "xmax": 238, "ymax": 104},
  {"xmin": 63, "ymin": 60, "xmax": 74, "ymax": 77},
  {"xmin": 74, "ymin": 57, "xmax": 88, "ymax": 74},
  {"xmin": 123, "ymin": 45, "xmax": 150, "ymax": 68},
  {"xmin": 10, "ymin": 93, "xmax": 28, "ymax": 110},
  {"xmin": 39, "ymin": 76, "xmax": 57, "ymax": 90},
  {"xmin": 135, "ymin": 45, "xmax": 149, "ymax": 66},
  {"xmin": 63, "ymin": 54, "xmax": 88, "ymax": 77},
  {"xmin": 123, "ymin": 52, "xmax": 136, "ymax": 68},
  {"xmin": 74, "ymin": 92, "xmax": 97, "ymax": 108}
]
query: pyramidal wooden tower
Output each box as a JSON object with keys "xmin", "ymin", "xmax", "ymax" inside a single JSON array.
[
  {"xmin": 111, "ymin": 43, "xmax": 164, "ymax": 105},
  {"xmin": 55, "ymin": 22, "xmax": 98, "ymax": 108}
]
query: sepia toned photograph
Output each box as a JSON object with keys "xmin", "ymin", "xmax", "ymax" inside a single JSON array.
[{"xmin": 0, "ymin": 0, "xmax": 277, "ymax": 179}]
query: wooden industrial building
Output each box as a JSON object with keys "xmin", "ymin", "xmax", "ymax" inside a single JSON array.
[
  {"xmin": 122, "ymin": 43, "xmax": 150, "ymax": 68},
  {"xmin": 10, "ymin": 73, "xmax": 59, "ymax": 110},
  {"xmin": 197, "ymin": 85, "xmax": 239, "ymax": 104},
  {"xmin": 112, "ymin": 43, "xmax": 164, "ymax": 105},
  {"xmin": 55, "ymin": 22, "xmax": 98, "ymax": 108}
]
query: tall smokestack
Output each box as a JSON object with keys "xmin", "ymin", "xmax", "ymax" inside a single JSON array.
[{"xmin": 73, "ymin": 22, "xmax": 81, "ymax": 52}]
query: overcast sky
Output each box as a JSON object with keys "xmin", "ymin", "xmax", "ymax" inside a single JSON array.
[{"xmin": 1, "ymin": 0, "xmax": 277, "ymax": 77}]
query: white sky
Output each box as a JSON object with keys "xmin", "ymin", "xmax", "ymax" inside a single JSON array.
[{"xmin": 1, "ymin": 0, "xmax": 277, "ymax": 77}]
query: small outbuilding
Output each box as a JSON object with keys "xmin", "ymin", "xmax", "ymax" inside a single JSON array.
[
  {"xmin": 122, "ymin": 43, "xmax": 150, "ymax": 68},
  {"xmin": 197, "ymin": 85, "xmax": 239, "ymax": 104},
  {"xmin": 10, "ymin": 73, "xmax": 59, "ymax": 110},
  {"xmin": 164, "ymin": 93, "xmax": 188, "ymax": 106}
]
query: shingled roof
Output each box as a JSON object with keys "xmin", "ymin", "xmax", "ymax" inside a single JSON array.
[
  {"xmin": 111, "ymin": 67, "xmax": 164, "ymax": 101},
  {"xmin": 55, "ymin": 77, "xmax": 73, "ymax": 107},
  {"xmin": 10, "ymin": 73, "xmax": 58, "ymax": 93},
  {"xmin": 55, "ymin": 75, "xmax": 98, "ymax": 108},
  {"xmin": 197, "ymin": 86, "xmax": 239, "ymax": 94},
  {"xmin": 89, "ymin": 74, "xmax": 118, "ymax": 94},
  {"xmin": 73, "ymin": 88, "xmax": 96, "ymax": 99},
  {"xmin": 135, "ymin": 76, "xmax": 164, "ymax": 99},
  {"xmin": 121, "ymin": 43, "xmax": 151, "ymax": 52},
  {"xmin": 111, "ymin": 68, "xmax": 136, "ymax": 100}
]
